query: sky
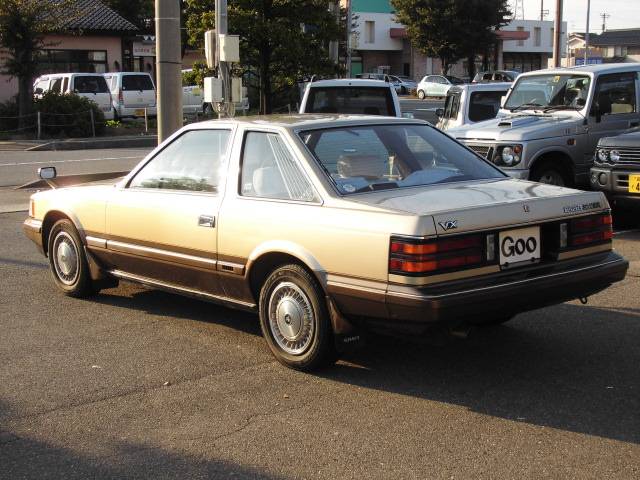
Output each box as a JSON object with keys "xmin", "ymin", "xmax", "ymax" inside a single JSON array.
[{"xmin": 520, "ymin": 0, "xmax": 640, "ymax": 32}]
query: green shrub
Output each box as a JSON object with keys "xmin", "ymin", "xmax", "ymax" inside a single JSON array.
[
  {"xmin": 35, "ymin": 91, "xmax": 105, "ymax": 137},
  {"xmin": 0, "ymin": 96, "xmax": 36, "ymax": 135}
]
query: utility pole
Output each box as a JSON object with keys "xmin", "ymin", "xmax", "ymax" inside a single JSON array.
[
  {"xmin": 584, "ymin": 0, "xmax": 591, "ymax": 65},
  {"xmin": 539, "ymin": 0, "xmax": 548, "ymax": 20},
  {"xmin": 553, "ymin": 0, "xmax": 563, "ymax": 67},
  {"xmin": 215, "ymin": 0, "xmax": 231, "ymax": 115},
  {"xmin": 346, "ymin": 0, "xmax": 352, "ymax": 77},
  {"xmin": 155, "ymin": 0, "xmax": 183, "ymax": 143},
  {"xmin": 600, "ymin": 12, "xmax": 610, "ymax": 33}
]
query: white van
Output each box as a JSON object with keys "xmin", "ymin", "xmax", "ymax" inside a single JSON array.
[
  {"xmin": 102, "ymin": 72, "xmax": 157, "ymax": 119},
  {"xmin": 299, "ymin": 79, "xmax": 403, "ymax": 117},
  {"xmin": 33, "ymin": 73, "xmax": 114, "ymax": 120}
]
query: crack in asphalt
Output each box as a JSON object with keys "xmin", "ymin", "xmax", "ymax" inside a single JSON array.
[{"xmin": 5, "ymin": 361, "xmax": 276, "ymax": 424}]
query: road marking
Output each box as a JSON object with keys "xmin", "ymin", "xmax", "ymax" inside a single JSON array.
[
  {"xmin": 0, "ymin": 155, "xmax": 145, "ymax": 167},
  {"xmin": 613, "ymin": 229, "xmax": 640, "ymax": 236}
]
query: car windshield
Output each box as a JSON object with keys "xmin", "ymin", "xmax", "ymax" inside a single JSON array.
[
  {"xmin": 505, "ymin": 74, "xmax": 591, "ymax": 111},
  {"xmin": 299, "ymin": 124, "xmax": 504, "ymax": 194},
  {"xmin": 305, "ymin": 87, "xmax": 395, "ymax": 116}
]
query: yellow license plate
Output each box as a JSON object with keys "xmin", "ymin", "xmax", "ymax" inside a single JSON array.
[
  {"xmin": 629, "ymin": 174, "xmax": 640, "ymax": 193},
  {"xmin": 135, "ymin": 108, "xmax": 145, "ymax": 117}
]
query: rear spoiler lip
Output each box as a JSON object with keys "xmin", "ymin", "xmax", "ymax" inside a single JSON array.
[{"xmin": 17, "ymin": 171, "xmax": 130, "ymax": 190}]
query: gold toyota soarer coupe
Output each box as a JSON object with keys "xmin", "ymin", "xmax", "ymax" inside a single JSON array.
[{"xmin": 24, "ymin": 115, "xmax": 628, "ymax": 370}]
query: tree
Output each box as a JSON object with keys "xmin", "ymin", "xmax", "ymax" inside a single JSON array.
[
  {"xmin": 185, "ymin": 0, "xmax": 343, "ymax": 114},
  {"xmin": 0, "ymin": 0, "xmax": 77, "ymax": 128},
  {"xmin": 102, "ymin": 0, "xmax": 154, "ymax": 32},
  {"xmin": 391, "ymin": 0, "xmax": 510, "ymax": 76}
]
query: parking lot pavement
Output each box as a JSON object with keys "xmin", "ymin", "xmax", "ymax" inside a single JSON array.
[
  {"xmin": 1, "ymin": 210, "xmax": 639, "ymax": 479},
  {"xmin": 400, "ymin": 97, "xmax": 444, "ymax": 123}
]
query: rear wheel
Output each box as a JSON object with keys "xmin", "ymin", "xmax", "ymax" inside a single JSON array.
[
  {"xmin": 531, "ymin": 161, "xmax": 571, "ymax": 187},
  {"xmin": 258, "ymin": 264, "xmax": 336, "ymax": 371},
  {"xmin": 48, "ymin": 219, "xmax": 97, "ymax": 298},
  {"xmin": 417, "ymin": 89, "xmax": 426, "ymax": 100}
]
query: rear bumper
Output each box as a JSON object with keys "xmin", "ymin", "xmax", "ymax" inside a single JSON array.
[
  {"xmin": 328, "ymin": 251, "xmax": 628, "ymax": 331},
  {"xmin": 23, "ymin": 217, "xmax": 44, "ymax": 255},
  {"xmin": 115, "ymin": 106, "xmax": 157, "ymax": 118}
]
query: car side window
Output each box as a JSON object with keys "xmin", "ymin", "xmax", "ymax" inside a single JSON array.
[
  {"xmin": 592, "ymin": 73, "xmax": 637, "ymax": 117},
  {"xmin": 240, "ymin": 132, "xmax": 317, "ymax": 202},
  {"xmin": 129, "ymin": 129, "xmax": 231, "ymax": 193},
  {"xmin": 50, "ymin": 78, "xmax": 62, "ymax": 93}
]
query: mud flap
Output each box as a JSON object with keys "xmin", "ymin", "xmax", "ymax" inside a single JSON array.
[
  {"xmin": 84, "ymin": 247, "xmax": 119, "ymax": 289},
  {"xmin": 326, "ymin": 296, "xmax": 365, "ymax": 352}
]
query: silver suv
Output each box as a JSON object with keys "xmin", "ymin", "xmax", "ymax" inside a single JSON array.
[{"xmin": 449, "ymin": 64, "xmax": 640, "ymax": 186}]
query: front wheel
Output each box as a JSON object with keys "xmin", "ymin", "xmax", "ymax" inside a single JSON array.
[
  {"xmin": 258, "ymin": 264, "xmax": 336, "ymax": 371},
  {"xmin": 417, "ymin": 89, "xmax": 426, "ymax": 100},
  {"xmin": 531, "ymin": 161, "xmax": 571, "ymax": 187},
  {"xmin": 48, "ymin": 219, "xmax": 97, "ymax": 298}
]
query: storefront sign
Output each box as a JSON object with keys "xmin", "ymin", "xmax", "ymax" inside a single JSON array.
[{"xmin": 133, "ymin": 42, "xmax": 156, "ymax": 57}]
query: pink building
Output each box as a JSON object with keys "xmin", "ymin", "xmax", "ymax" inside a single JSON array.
[{"xmin": 0, "ymin": 0, "xmax": 138, "ymax": 102}]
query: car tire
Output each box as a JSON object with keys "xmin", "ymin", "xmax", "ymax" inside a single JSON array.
[
  {"xmin": 400, "ymin": 86, "xmax": 407, "ymax": 95},
  {"xmin": 531, "ymin": 161, "xmax": 571, "ymax": 187},
  {"xmin": 258, "ymin": 264, "xmax": 336, "ymax": 371},
  {"xmin": 47, "ymin": 219, "xmax": 97, "ymax": 298},
  {"xmin": 417, "ymin": 90, "xmax": 426, "ymax": 100}
]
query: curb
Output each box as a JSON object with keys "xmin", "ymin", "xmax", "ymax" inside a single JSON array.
[{"xmin": 27, "ymin": 135, "xmax": 158, "ymax": 151}]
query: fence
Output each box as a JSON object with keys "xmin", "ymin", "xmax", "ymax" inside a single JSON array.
[{"xmin": 0, "ymin": 110, "xmax": 103, "ymax": 139}]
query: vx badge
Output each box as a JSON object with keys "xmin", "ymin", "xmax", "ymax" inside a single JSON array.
[{"xmin": 438, "ymin": 219, "xmax": 458, "ymax": 231}]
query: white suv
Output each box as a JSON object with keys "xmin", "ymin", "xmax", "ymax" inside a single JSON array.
[{"xmin": 299, "ymin": 79, "xmax": 402, "ymax": 117}]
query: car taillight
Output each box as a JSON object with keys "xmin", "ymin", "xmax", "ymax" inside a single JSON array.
[
  {"xmin": 568, "ymin": 213, "xmax": 613, "ymax": 247},
  {"xmin": 390, "ymin": 234, "xmax": 485, "ymax": 275}
]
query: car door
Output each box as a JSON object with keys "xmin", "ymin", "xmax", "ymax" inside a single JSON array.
[
  {"xmin": 588, "ymin": 72, "xmax": 640, "ymax": 157},
  {"xmin": 104, "ymin": 127, "xmax": 234, "ymax": 295},
  {"xmin": 424, "ymin": 76, "xmax": 438, "ymax": 96}
]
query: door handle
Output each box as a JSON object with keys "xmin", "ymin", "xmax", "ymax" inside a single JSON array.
[{"xmin": 198, "ymin": 215, "xmax": 215, "ymax": 228}]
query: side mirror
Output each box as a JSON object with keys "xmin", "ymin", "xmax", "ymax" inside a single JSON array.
[
  {"xmin": 38, "ymin": 166, "xmax": 57, "ymax": 180},
  {"xmin": 435, "ymin": 108, "xmax": 444, "ymax": 118}
]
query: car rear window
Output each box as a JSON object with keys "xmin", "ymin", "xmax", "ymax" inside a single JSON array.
[
  {"xmin": 299, "ymin": 124, "xmax": 504, "ymax": 194},
  {"xmin": 122, "ymin": 75, "xmax": 154, "ymax": 91},
  {"xmin": 468, "ymin": 90, "xmax": 506, "ymax": 122},
  {"xmin": 305, "ymin": 87, "xmax": 396, "ymax": 116},
  {"xmin": 73, "ymin": 76, "xmax": 109, "ymax": 94}
]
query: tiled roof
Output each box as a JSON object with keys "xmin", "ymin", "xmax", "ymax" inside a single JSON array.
[
  {"xmin": 57, "ymin": 0, "xmax": 138, "ymax": 32},
  {"xmin": 590, "ymin": 29, "xmax": 640, "ymax": 47}
]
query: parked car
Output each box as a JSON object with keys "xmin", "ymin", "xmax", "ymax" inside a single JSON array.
[
  {"xmin": 472, "ymin": 70, "xmax": 520, "ymax": 83},
  {"xmin": 590, "ymin": 127, "xmax": 640, "ymax": 207},
  {"xmin": 299, "ymin": 79, "xmax": 402, "ymax": 117},
  {"xmin": 102, "ymin": 72, "xmax": 157, "ymax": 120},
  {"xmin": 449, "ymin": 63, "xmax": 640, "ymax": 186},
  {"xmin": 33, "ymin": 73, "xmax": 114, "ymax": 120},
  {"xmin": 389, "ymin": 75, "xmax": 417, "ymax": 95},
  {"xmin": 416, "ymin": 75, "xmax": 465, "ymax": 99},
  {"xmin": 23, "ymin": 115, "xmax": 628, "ymax": 370},
  {"xmin": 436, "ymin": 82, "xmax": 512, "ymax": 131}
]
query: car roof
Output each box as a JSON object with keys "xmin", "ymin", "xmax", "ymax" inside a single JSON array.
[
  {"xmin": 519, "ymin": 63, "xmax": 640, "ymax": 77},
  {"xmin": 188, "ymin": 114, "xmax": 426, "ymax": 131},
  {"xmin": 449, "ymin": 82, "xmax": 512, "ymax": 93},
  {"xmin": 309, "ymin": 79, "xmax": 391, "ymax": 87}
]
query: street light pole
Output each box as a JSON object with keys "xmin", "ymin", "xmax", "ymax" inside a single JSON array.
[
  {"xmin": 155, "ymin": 0, "xmax": 183, "ymax": 143},
  {"xmin": 584, "ymin": 0, "xmax": 591, "ymax": 65},
  {"xmin": 346, "ymin": 0, "xmax": 352, "ymax": 77},
  {"xmin": 553, "ymin": 0, "xmax": 563, "ymax": 67}
]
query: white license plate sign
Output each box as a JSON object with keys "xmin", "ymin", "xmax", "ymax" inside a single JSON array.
[{"xmin": 499, "ymin": 226, "xmax": 541, "ymax": 268}]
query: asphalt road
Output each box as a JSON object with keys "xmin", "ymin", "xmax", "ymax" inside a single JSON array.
[
  {"xmin": 1, "ymin": 186, "xmax": 640, "ymax": 476},
  {"xmin": 400, "ymin": 97, "xmax": 443, "ymax": 123}
]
